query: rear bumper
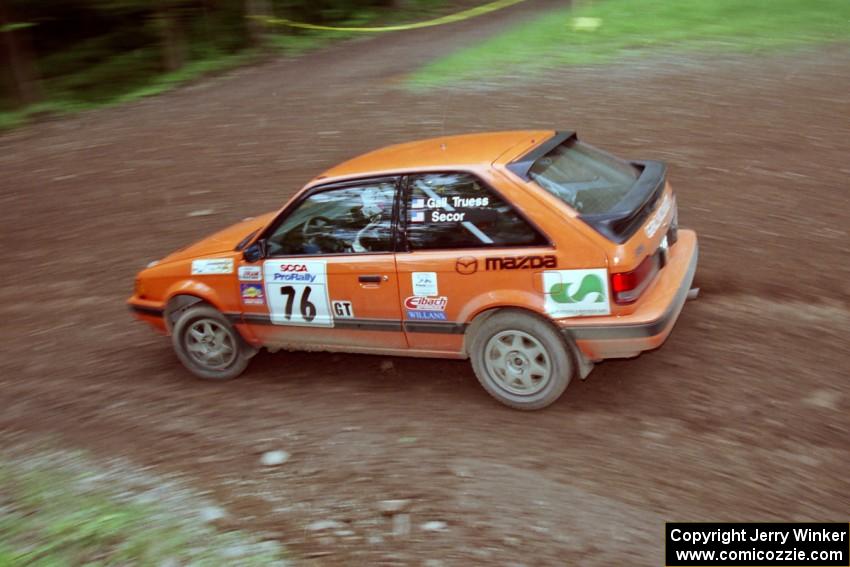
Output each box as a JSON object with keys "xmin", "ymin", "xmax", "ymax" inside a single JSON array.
[{"xmin": 560, "ymin": 229, "xmax": 698, "ymax": 360}]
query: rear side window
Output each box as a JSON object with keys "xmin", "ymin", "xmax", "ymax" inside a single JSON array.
[
  {"xmin": 529, "ymin": 140, "xmax": 639, "ymax": 214},
  {"xmin": 404, "ymin": 173, "xmax": 547, "ymax": 250}
]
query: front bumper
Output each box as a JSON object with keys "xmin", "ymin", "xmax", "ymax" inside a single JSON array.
[
  {"xmin": 561, "ymin": 229, "xmax": 698, "ymax": 360},
  {"xmin": 128, "ymin": 296, "xmax": 168, "ymax": 334}
]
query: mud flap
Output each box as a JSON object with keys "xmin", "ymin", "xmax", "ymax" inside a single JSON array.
[{"xmin": 563, "ymin": 332, "xmax": 594, "ymax": 380}]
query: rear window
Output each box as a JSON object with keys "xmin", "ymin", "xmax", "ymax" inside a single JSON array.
[{"xmin": 528, "ymin": 140, "xmax": 639, "ymax": 214}]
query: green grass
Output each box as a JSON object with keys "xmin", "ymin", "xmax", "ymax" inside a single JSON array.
[
  {"xmin": 0, "ymin": 49, "xmax": 256, "ymax": 132},
  {"xmin": 409, "ymin": 0, "xmax": 850, "ymax": 86},
  {"xmin": 0, "ymin": 455, "xmax": 286, "ymax": 566}
]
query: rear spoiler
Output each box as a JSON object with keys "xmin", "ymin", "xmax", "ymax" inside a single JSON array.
[
  {"xmin": 507, "ymin": 131, "xmax": 667, "ymax": 244},
  {"xmin": 506, "ymin": 131, "xmax": 576, "ymax": 179},
  {"xmin": 581, "ymin": 160, "xmax": 667, "ymax": 243}
]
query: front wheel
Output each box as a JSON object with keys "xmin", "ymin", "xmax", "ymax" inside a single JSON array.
[
  {"xmin": 171, "ymin": 305, "xmax": 251, "ymax": 380},
  {"xmin": 469, "ymin": 310, "xmax": 575, "ymax": 410}
]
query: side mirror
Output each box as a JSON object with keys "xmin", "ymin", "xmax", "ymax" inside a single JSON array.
[{"xmin": 243, "ymin": 239, "xmax": 267, "ymax": 263}]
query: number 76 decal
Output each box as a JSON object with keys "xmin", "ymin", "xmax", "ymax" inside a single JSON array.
[
  {"xmin": 264, "ymin": 260, "xmax": 333, "ymax": 327},
  {"xmin": 279, "ymin": 285, "xmax": 317, "ymax": 322}
]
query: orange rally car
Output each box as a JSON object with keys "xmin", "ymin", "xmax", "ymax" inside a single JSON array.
[{"xmin": 129, "ymin": 130, "xmax": 698, "ymax": 410}]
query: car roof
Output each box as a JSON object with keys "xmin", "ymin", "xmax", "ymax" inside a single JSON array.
[{"xmin": 311, "ymin": 130, "xmax": 555, "ymax": 185}]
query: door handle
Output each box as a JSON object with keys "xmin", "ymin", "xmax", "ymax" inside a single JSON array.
[{"xmin": 358, "ymin": 275, "xmax": 383, "ymax": 283}]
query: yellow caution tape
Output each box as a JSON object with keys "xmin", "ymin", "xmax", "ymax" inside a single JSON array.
[{"xmin": 257, "ymin": 0, "xmax": 528, "ymax": 33}]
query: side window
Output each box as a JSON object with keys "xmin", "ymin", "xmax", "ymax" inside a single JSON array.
[
  {"xmin": 405, "ymin": 173, "xmax": 547, "ymax": 250},
  {"xmin": 266, "ymin": 181, "xmax": 396, "ymax": 256}
]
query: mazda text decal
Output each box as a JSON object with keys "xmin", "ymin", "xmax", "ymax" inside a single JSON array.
[{"xmin": 485, "ymin": 255, "xmax": 557, "ymax": 271}]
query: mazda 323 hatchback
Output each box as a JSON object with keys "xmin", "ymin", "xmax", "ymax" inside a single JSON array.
[{"xmin": 129, "ymin": 130, "xmax": 698, "ymax": 410}]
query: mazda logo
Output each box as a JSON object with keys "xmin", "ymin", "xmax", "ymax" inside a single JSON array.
[{"xmin": 455, "ymin": 256, "xmax": 478, "ymax": 275}]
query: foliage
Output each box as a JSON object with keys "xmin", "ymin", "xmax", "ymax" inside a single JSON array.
[
  {"xmin": 0, "ymin": 454, "xmax": 287, "ymax": 566},
  {"xmin": 408, "ymin": 0, "xmax": 850, "ymax": 87},
  {"xmin": 0, "ymin": 0, "xmax": 446, "ymax": 129}
]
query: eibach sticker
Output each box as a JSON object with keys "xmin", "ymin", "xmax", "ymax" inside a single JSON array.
[{"xmin": 404, "ymin": 295, "xmax": 447, "ymax": 321}]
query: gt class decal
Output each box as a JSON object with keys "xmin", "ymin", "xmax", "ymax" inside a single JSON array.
[
  {"xmin": 542, "ymin": 269, "xmax": 611, "ymax": 317},
  {"xmin": 332, "ymin": 300, "xmax": 355, "ymax": 319},
  {"xmin": 404, "ymin": 295, "xmax": 447, "ymax": 321},
  {"xmin": 264, "ymin": 260, "xmax": 332, "ymax": 327}
]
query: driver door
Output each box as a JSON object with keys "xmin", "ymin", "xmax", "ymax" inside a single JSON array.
[{"xmin": 239, "ymin": 177, "xmax": 407, "ymax": 352}]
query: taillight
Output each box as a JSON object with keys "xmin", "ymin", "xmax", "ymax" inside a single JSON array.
[{"xmin": 610, "ymin": 253, "xmax": 659, "ymax": 304}]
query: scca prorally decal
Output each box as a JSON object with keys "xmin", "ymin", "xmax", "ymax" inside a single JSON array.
[
  {"xmin": 542, "ymin": 269, "xmax": 610, "ymax": 317},
  {"xmin": 485, "ymin": 255, "xmax": 557, "ymax": 271},
  {"xmin": 272, "ymin": 263, "xmax": 317, "ymax": 283}
]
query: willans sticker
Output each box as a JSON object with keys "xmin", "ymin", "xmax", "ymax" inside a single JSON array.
[{"xmin": 191, "ymin": 258, "xmax": 233, "ymax": 275}]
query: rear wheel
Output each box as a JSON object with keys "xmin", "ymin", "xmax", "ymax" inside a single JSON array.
[
  {"xmin": 172, "ymin": 305, "xmax": 250, "ymax": 380},
  {"xmin": 469, "ymin": 310, "xmax": 574, "ymax": 410}
]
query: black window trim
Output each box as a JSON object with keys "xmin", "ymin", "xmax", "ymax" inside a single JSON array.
[
  {"xmin": 398, "ymin": 170, "xmax": 553, "ymax": 253},
  {"xmin": 256, "ymin": 175, "xmax": 404, "ymax": 259}
]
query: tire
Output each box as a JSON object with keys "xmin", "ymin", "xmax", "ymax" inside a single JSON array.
[
  {"xmin": 468, "ymin": 310, "xmax": 575, "ymax": 410},
  {"xmin": 171, "ymin": 305, "xmax": 251, "ymax": 381}
]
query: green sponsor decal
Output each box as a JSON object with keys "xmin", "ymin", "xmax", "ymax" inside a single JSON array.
[{"xmin": 550, "ymin": 274, "xmax": 605, "ymax": 304}]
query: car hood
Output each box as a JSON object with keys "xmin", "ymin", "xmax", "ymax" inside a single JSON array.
[{"xmin": 160, "ymin": 212, "xmax": 276, "ymax": 264}]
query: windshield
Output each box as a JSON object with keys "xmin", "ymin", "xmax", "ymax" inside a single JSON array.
[{"xmin": 528, "ymin": 140, "xmax": 639, "ymax": 215}]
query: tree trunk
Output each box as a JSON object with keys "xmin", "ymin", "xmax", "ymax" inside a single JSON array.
[
  {"xmin": 156, "ymin": 2, "xmax": 186, "ymax": 72},
  {"xmin": 0, "ymin": 0, "xmax": 42, "ymax": 107},
  {"xmin": 245, "ymin": 0, "xmax": 271, "ymax": 49}
]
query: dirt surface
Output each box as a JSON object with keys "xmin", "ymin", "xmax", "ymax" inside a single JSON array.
[{"xmin": 2, "ymin": 0, "xmax": 850, "ymax": 563}]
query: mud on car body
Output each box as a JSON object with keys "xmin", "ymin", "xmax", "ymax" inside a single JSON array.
[{"xmin": 129, "ymin": 130, "xmax": 698, "ymax": 410}]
